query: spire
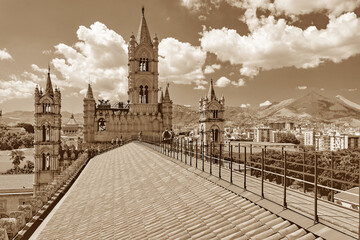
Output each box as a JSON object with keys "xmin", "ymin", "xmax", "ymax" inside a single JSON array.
[
  {"xmin": 86, "ymin": 84, "xmax": 94, "ymax": 99},
  {"xmin": 160, "ymin": 90, "xmax": 164, "ymax": 103},
  {"xmin": 207, "ymin": 79, "xmax": 216, "ymax": 101},
  {"xmin": 136, "ymin": 6, "xmax": 152, "ymax": 45},
  {"xmin": 164, "ymin": 83, "xmax": 170, "ymax": 101},
  {"xmin": 45, "ymin": 64, "xmax": 54, "ymax": 95}
]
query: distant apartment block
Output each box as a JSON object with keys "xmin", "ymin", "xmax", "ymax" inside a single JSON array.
[
  {"xmin": 254, "ymin": 127, "xmax": 272, "ymax": 142},
  {"xmin": 303, "ymin": 130, "xmax": 315, "ymax": 146},
  {"xmin": 269, "ymin": 122, "xmax": 294, "ymax": 131},
  {"xmin": 348, "ymin": 135, "xmax": 360, "ymax": 149},
  {"xmin": 315, "ymin": 132, "xmax": 348, "ymax": 151}
]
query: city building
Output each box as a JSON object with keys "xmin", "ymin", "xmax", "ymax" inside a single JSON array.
[
  {"xmin": 33, "ymin": 67, "xmax": 62, "ymax": 192},
  {"xmin": 253, "ymin": 126, "xmax": 272, "ymax": 142},
  {"xmin": 303, "ymin": 130, "xmax": 315, "ymax": 146},
  {"xmin": 348, "ymin": 135, "xmax": 360, "ymax": 149},
  {"xmin": 315, "ymin": 133, "xmax": 330, "ymax": 151},
  {"xmin": 83, "ymin": 8, "xmax": 172, "ymax": 144},
  {"xmin": 199, "ymin": 79, "xmax": 225, "ymax": 144},
  {"xmin": 329, "ymin": 132, "xmax": 348, "ymax": 151}
]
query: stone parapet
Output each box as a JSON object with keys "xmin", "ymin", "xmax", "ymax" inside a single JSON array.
[
  {"xmin": 0, "ymin": 218, "xmax": 18, "ymax": 239},
  {"xmin": 17, "ymin": 205, "xmax": 32, "ymax": 221},
  {"xmin": 0, "ymin": 228, "xmax": 9, "ymax": 240}
]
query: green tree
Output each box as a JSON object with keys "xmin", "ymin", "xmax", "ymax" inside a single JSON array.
[
  {"xmin": 10, "ymin": 150, "xmax": 25, "ymax": 173},
  {"xmin": 277, "ymin": 133, "xmax": 300, "ymax": 144}
]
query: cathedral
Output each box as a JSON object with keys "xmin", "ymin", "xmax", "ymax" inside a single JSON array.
[{"xmin": 83, "ymin": 7, "xmax": 173, "ymax": 144}]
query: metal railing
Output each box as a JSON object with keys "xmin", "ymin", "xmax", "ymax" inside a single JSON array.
[{"xmin": 140, "ymin": 137, "xmax": 360, "ymax": 239}]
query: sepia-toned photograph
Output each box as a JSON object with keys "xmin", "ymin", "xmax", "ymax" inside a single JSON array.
[{"xmin": 0, "ymin": 0, "xmax": 360, "ymax": 239}]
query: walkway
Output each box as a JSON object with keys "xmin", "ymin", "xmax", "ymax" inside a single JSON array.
[{"xmin": 32, "ymin": 143, "xmax": 332, "ymax": 239}]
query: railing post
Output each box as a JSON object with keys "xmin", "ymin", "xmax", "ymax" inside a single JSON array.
[
  {"xmin": 177, "ymin": 139, "xmax": 179, "ymax": 160},
  {"xmin": 261, "ymin": 148, "xmax": 264, "ymax": 198},
  {"xmin": 283, "ymin": 151, "xmax": 287, "ymax": 209},
  {"xmin": 244, "ymin": 146, "xmax": 247, "ymax": 189},
  {"xmin": 238, "ymin": 142, "xmax": 241, "ymax": 172},
  {"xmin": 331, "ymin": 152, "xmax": 334, "ymax": 202},
  {"xmin": 181, "ymin": 138, "xmax": 183, "ymax": 162},
  {"xmin": 358, "ymin": 167, "xmax": 360, "ymax": 240},
  {"xmin": 230, "ymin": 145, "xmax": 233, "ymax": 184},
  {"xmin": 185, "ymin": 140, "xmax": 188, "ymax": 164},
  {"xmin": 219, "ymin": 143, "xmax": 222, "ymax": 179},
  {"xmin": 250, "ymin": 144, "xmax": 253, "ymax": 176},
  {"xmin": 314, "ymin": 153, "xmax": 319, "ymax": 223},
  {"xmin": 303, "ymin": 150, "xmax": 306, "ymax": 193},
  {"xmin": 190, "ymin": 141, "xmax": 192, "ymax": 166},
  {"xmin": 210, "ymin": 141, "xmax": 212, "ymax": 175},
  {"xmin": 195, "ymin": 140, "xmax": 198, "ymax": 169},
  {"xmin": 202, "ymin": 141, "xmax": 205, "ymax": 171}
]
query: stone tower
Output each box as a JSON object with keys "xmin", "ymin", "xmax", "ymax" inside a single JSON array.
[
  {"xmin": 83, "ymin": 84, "xmax": 96, "ymax": 143},
  {"xmin": 199, "ymin": 79, "xmax": 225, "ymax": 144},
  {"xmin": 128, "ymin": 7, "xmax": 159, "ymax": 105},
  {"xmin": 162, "ymin": 83, "xmax": 173, "ymax": 130},
  {"xmin": 34, "ymin": 67, "xmax": 62, "ymax": 192}
]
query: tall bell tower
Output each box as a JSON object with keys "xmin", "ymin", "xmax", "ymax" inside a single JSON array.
[
  {"xmin": 34, "ymin": 67, "xmax": 62, "ymax": 192},
  {"xmin": 199, "ymin": 79, "xmax": 225, "ymax": 144},
  {"xmin": 128, "ymin": 7, "xmax": 159, "ymax": 105}
]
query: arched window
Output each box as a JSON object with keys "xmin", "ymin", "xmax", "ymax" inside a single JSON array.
[
  {"xmin": 139, "ymin": 58, "xmax": 149, "ymax": 72},
  {"xmin": 42, "ymin": 153, "xmax": 46, "ymax": 170},
  {"xmin": 214, "ymin": 129, "xmax": 219, "ymax": 142},
  {"xmin": 46, "ymin": 126, "xmax": 50, "ymax": 142},
  {"xmin": 139, "ymin": 85, "xmax": 144, "ymax": 103},
  {"xmin": 144, "ymin": 86, "xmax": 149, "ymax": 103},
  {"xmin": 98, "ymin": 118, "xmax": 106, "ymax": 131},
  {"xmin": 212, "ymin": 110, "xmax": 218, "ymax": 118},
  {"xmin": 42, "ymin": 125, "xmax": 46, "ymax": 142},
  {"xmin": 46, "ymin": 153, "xmax": 50, "ymax": 170}
]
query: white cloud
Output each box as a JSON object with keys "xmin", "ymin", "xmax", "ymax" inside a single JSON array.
[
  {"xmin": 348, "ymin": 88, "xmax": 357, "ymax": 92},
  {"xmin": 181, "ymin": 0, "xmax": 221, "ymax": 12},
  {"xmin": 231, "ymin": 78, "xmax": 245, "ymax": 87},
  {"xmin": 198, "ymin": 15, "xmax": 207, "ymax": 21},
  {"xmin": 201, "ymin": 13, "xmax": 360, "ymax": 77},
  {"xmin": 0, "ymin": 48, "xmax": 13, "ymax": 61},
  {"xmin": 194, "ymin": 85, "xmax": 206, "ymax": 90},
  {"xmin": 215, "ymin": 76, "xmax": 231, "ymax": 87},
  {"xmin": 52, "ymin": 21, "xmax": 129, "ymax": 100},
  {"xmin": 320, "ymin": 88, "xmax": 325, "ymax": 91},
  {"xmin": 204, "ymin": 63, "xmax": 221, "ymax": 74},
  {"xmin": 42, "ymin": 49, "xmax": 52, "ymax": 55},
  {"xmin": 0, "ymin": 75, "xmax": 37, "ymax": 103},
  {"xmin": 240, "ymin": 103, "xmax": 250, "ymax": 108},
  {"xmin": 166, "ymin": 17, "xmax": 171, "ymax": 21},
  {"xmin": 159, "ymin": 37, "xmax": 206, "ymax": 85},
  {"xmin": 259, "ymin": 100, "xmax": 272, "ymax": 107},
  {"xmin": 273, "ymin": 0, "xmax": 360, "ymax": 16},
  {"xmin": 298, "ymin": 86, "xmax": 307, "ymax": 90}
]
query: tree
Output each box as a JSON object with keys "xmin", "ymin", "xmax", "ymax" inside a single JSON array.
[
  {"xmin": 10, "ymin": 150, "xmax": 25, "ymax": 173},
  {"xmin": 277, "ymin": 133, "xmax": 300, "ymax": 144}
]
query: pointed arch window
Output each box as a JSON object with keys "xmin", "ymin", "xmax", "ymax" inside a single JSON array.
[
  {"xmin": 42, "ymin": 125, "xmax": 46, "ymax": 142},
  {"xmin": 46, "ymin": 126, "xmax": 51, "ymax": 142},
  {"xmin": 212, "ymin": 110, "xmax": 218, "ymax": 118},
  {"xmin": 144, "ymin": 85, "xmax": 149, "ymax": 103},
  {"xmin": 139, "ymin": 85, "xmax": 144, "ymax": 103},
  {"xmin": 42, "ymin": 103, "xmax": 51, "ymax": 113},
  {"xmin": 42, "ymin": 153, "xmax": 46, "ymax": 170},
  {"xmin": 46, "ymin": 153, "xmax": 50, "ymax": 170},
  {"xmin": 98, "ymin": 118, "xmax": 106, "ymax": 131},
  {"xmin": 139, "ymin": 58, "xmax": 149, "ymax": 72}
]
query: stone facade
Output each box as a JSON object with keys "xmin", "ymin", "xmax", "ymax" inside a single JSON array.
[
  {"xmin": 83, "ymin": 8, "xmax": 172, "ymax": 144},
  {"xmin": 33, "ymin": 68, "xmax": 62, "ymax": 192},
  {"xmin": 199, "ymin": 79, "xmax": 225, "ymax": 144}
]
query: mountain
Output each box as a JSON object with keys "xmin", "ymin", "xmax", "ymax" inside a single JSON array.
[
  {"xmin": 258, "ymin": 91, "xmax": 360, "ymax": 122},
  {"xmin": 0, "ymin": 111, "xmax": 83, "ymax": 126},
  {"xmin": 1, "ymin": 92, "xmax": 360, "ymax": 128}
]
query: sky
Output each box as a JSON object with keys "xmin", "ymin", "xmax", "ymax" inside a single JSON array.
[{"xmin": 0, "ymin": 0, "xmax": 360, "ymax": 113}]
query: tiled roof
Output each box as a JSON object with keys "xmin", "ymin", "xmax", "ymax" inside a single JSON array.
[{"xmin": 31, "ymin": 143, "xmax": 321, "ymax": 239}]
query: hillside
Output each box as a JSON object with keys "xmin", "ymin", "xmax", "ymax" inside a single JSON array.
[{"xmin": 1, "ymin": 92, "xmax": 360, "ymax": 128}]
